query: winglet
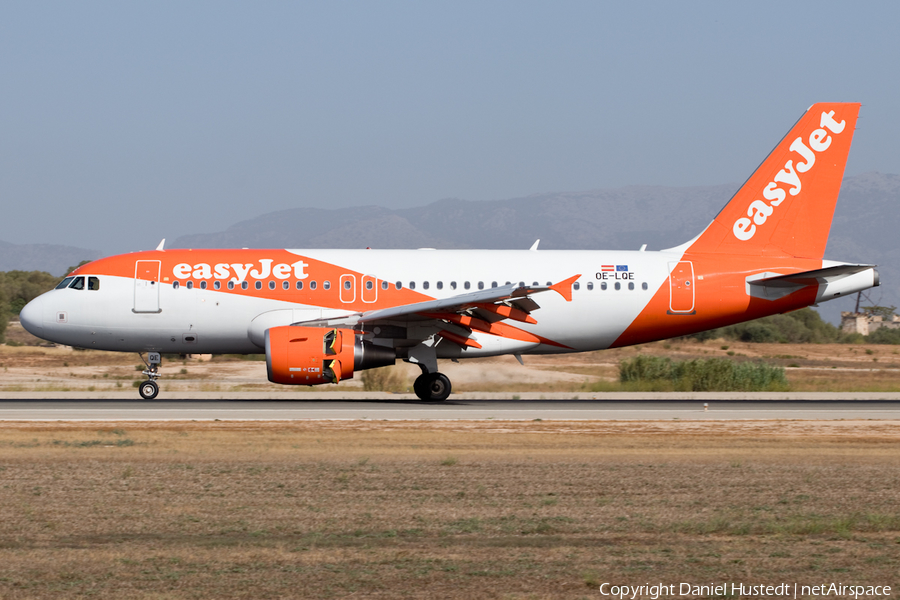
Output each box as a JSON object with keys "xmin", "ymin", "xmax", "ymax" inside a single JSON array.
[{"xmin": 549, "ymin": 274, "xmax": 581, "ymax": 302}]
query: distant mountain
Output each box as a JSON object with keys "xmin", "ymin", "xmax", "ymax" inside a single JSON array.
[
  {"xmin": 174, "ymin": 172, "xmax": 899, "ymax": 325},
  {"xmin": 823, "ymin": 172, "xmax": 900, "ymax": 323},
  {"xmin": 0, "ymin": 240, "xmax": 100, "ymax": 276},
  {"xmin": 175, "ymin": 184, "xmax": 739, "ymax": 251}
]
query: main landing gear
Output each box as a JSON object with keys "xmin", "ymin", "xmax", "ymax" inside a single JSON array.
[
  {"xmin": 413, "ymin": 371, "xmax": 452, "ymax": 402},
  {"xmin": 138, "ymin": 352, "xmax": 162, "ymax": 400}
]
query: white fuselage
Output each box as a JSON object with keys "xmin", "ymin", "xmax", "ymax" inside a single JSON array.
[{"xmin": 22, "ymin": 249, "xmax": 677, "ymax": 356}]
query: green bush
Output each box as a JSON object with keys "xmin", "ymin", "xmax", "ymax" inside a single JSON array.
[
  {"xmin": 866, "ymin": 328, "xmax": 900, "ymax": 345},
  {"xmin": 0, "ymin": 287, "xmax": 7, "ymax": 344},
  {"xmin": 688, "ymin": 306, "xmax": 900, "ymax": 345},
  {"xmin": 0, "ymin": 270, "xmax": 62, "ymax": 315},
  {"xmin": 619, "ymin": 355, "xmax": 788, "ymax": 391},
  {"xmin": 687, "ymin": 308, "xmax": 854, "ymax": 344}
]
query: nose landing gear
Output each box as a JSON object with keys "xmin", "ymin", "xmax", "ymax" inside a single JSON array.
[{"xmin": 138, "ymin": 352, "xmax": 162, "ymax": 400}]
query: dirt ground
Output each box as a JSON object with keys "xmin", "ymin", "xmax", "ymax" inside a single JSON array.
[
  {"xmin": 3, "ymin": 328, "xmax": 900, "ymax": 393},
  {"xmin": 0, "ymin": 420, "xmax": 898, "ymax": 599}
]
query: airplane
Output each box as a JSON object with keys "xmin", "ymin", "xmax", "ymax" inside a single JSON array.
[{"xmin": 19, "ymin": 102, "xmax": 878, "ymax": 401}]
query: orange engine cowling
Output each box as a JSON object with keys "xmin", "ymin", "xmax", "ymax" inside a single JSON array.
[{"xmin": 265, "ymin": 326, "xmax": 395, "ymax": 386}]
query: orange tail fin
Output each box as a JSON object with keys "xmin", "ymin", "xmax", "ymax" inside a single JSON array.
[{"xmin": 685, "ymin": 102, "xmax": 860, "ymax": 259}]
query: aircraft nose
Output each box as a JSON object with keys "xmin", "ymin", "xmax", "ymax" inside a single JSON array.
[{"xmin": 19, "ymin": 296, "xmax": 44, "ymax": 337}]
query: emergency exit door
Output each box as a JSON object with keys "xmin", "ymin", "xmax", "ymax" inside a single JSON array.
[{"xmin": 668, "ymin": 261, "xmax": 695, "ymax": 314}]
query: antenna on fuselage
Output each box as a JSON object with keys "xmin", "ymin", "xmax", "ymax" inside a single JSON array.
[{"xmin": 156, "ymin": 239, "xmax": 166, "ymax": 251}]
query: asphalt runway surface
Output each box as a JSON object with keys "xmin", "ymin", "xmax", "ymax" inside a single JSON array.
[{"xmin": 2, "ymin": 399, "xmax": 900, "ymax": 420}]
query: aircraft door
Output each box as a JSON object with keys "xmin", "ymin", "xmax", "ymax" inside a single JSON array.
[
  {"xmin": 361, "ymin": 275, "xmax": 377, "ymax": 303},
  {"xmin": 668, "ymin": 261, "xmax": 695, "ymax": 314},
  {"xmin": 340, "ymin": 274, "xmax": 356, "ymax": 304},
  {"xmin": 134, "ymin": 260, "xmax": 162, "ymax": 313}
]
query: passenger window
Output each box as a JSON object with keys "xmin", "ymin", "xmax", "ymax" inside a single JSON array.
[
  {"xmin": 396, "ymin": 281, "xmax": 402, "ymax": 290},
  {"xmin": 214, "ymin": 281, "xmax": 221, "ymax": 290},
  {"xmin": 410, "ymin": 282, "xmax": 416, "ymax": 290},
  {"xmin": 381, "ymin": 281, "xmax": 388, "ymax": 290},
  {"xmin": 519, "ymin": 281, "xmax": 524, "ymax": 287},
  {"xmin": 255, "ymin": 281, "xmax": 262, "ymax": 290},
  {"xmin": 283, "ymin": 281, "xmax": 289, "ymax": 290},
  {"xmin": 451, "ymin": 282, "xmax": 457, "ymax": 290},
  {"xmin": 587, "ymin": 282, "xmax": 594, "ymax": 290},
  {"xmin": 228, "ymin": 281, "xmax": 235, "ymax": 290},
  {"xmin": 268, "ymin": 281, "xmax": 275, "ymax": 290},
  {"xmin": 532, "ymin": 282, "xmax": 539, "ymax": 287},
  {"xmin": 423, "ymin": 281, "xmax": 429, "ymax": 290},
  {"xmin": 642, "ymin": 282, "xmax": 648, "ymax": 290},
  {"xmin": 200, "ymin": 281, "xmax": 207, "ymax": 290},
  {"xmin": 56, "ymin": 277, "xmax": 74, "ymax": 290},
  {"xmin": 323, "ymin": 281, "xmax": 331, "ymax": 290},
  {"xmin": 310, "ymin": 281, "xmax": 317, "ymax": 290},
  {"xmin": 437, "ymin": 281, "xmax": 443, "ymax": 290},
  {"xmin": 173, "ymin": 281, "xmax": 180, "ymax": 290},
  {"xmin": 601, "ymin": 282, "xmax": 607, "ymax": 290},
  {"xmin": 366, "ymin": 281, "xmax": 374, "ymax": 290},
  {"xmin": 491, "ymin": 282, "xmax": 497, "ymax": 288},
  {"xmin": 187, "ymin": 281, "xmax": 194, "ymax": 289},
  {"xmin": 464, "ymin": 282, "xmax": 470, "ymax": 290},
  {"xmin": 546, "ymin": 281, "xmax": 552, "ymax": 286},
  {"xmin": 88, "ymin": 277, "xmax": 100, "ymax": 291},
  {"xmin": 241, "ymin": 281, "xmax": 248, "ymax": 290},
  {"xmin": 505, "ymin": 281, "xmax": 511, "ymax": 286},
  {"xmin": 69, "ymin": 276, "xmax": 85, "ymax": 290},
  {"xmin": 628, "ymin": 282, "xmax": 634, "ymax": 290},
  {"xmin": 615, "ymin": 282, "xmax": 621, "ymax": 290},
  {"xmin": 478, "ymin": 282, "xmax": 484, "ymax": 290},
  {"xmin": 296, "ymin": 281, "xmax": 303, "ymax": 290},
  {"xmin": 573, "ymin": 282, "xmax": 580, "ymax": 290}
]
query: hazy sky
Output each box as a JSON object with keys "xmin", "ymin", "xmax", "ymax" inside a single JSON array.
[{"xmin": 3, "ymin": 1, "xmax": 899, "ymax": 254}]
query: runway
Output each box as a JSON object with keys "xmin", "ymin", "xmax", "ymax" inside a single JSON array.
[{"xmin": 2, "ymin": 398, "xmax": 900, "ymax": 420}]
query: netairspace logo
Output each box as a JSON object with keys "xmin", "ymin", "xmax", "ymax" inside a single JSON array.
[{"xmin": 598, "ymin": 582, "xmax": 892, "ymax": 599}]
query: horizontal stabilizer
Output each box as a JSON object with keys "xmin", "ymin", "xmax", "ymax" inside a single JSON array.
[
  {"xmin": 748, "ymin": 264, "xmax": 877, "ymax": 288},
  {"xmin": 746, "ymin": 264, "xmax": 879, "ymax": 302}
]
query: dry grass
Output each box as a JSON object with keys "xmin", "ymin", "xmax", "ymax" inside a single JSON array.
[
  {"xmin": 7, "ymin": 339, "xmax": 900, "ymax": 393},
  {"xmin": 0, "ymin": 421, "xmax": 898, "ymax": 598}
]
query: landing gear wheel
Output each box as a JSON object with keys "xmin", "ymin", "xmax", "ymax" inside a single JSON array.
[
  {"xmin": 413, "ymin": 376, "xmax": 426, "ymax": 399},
  {"xmin": 139, "ymin": 380, "xmax": 159, "ymax": 400},
  {"xmin": 414, "ymin": 372, "xmax": 451, "ymax": 402}
]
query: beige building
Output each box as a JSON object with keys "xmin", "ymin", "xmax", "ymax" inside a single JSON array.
[{"xmin": 841, "ymin": 312, "xmax": 900, "ymax": 336}]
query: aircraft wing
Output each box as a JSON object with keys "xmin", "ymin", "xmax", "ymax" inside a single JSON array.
[
  {"xmin": 359, "ymin": 275, "xmax": 579, "ymax": 322},
  {"xmin": 293, "ymin": 275, "xmax": 580, "ymax": 348}
]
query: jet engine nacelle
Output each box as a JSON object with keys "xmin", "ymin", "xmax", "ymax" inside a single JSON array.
[{"xmin": 265, "ymin": 326, "xmax": 396, "ymax": 386}]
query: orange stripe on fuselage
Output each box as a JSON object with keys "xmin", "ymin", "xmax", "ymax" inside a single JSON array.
[{"xmin": 72, "ymin": 249, "xmax": 432, "ymax": 311}]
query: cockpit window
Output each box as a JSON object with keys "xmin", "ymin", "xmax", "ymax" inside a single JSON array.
[
  {"xmin": 88, "ymin": 277, "xmax": 100, "ymax": 291},
  {"xmin": 56, "ymin": 277, "xmax": 75, "ymax": 290},
  {"xmin": 68, "ymin": 276, "xmax": 85, "ymax": 290}
]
